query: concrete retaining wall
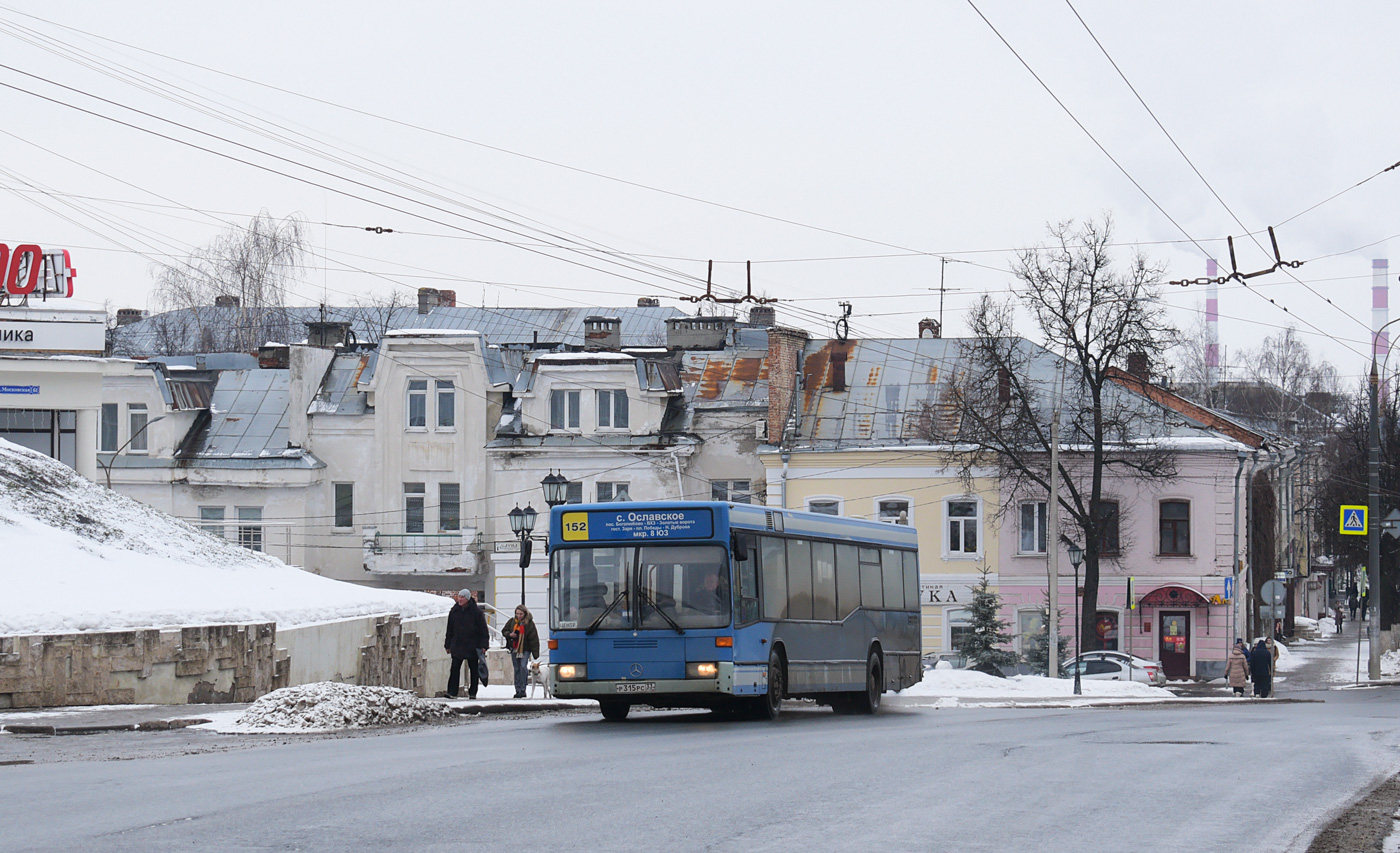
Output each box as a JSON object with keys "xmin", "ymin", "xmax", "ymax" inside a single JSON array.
[{"xmin": 0, "ymin": 612, "xmax": 450, "ymax": 708}]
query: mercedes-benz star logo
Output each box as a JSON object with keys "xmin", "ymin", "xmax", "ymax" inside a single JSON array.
[{"xmin": 629, "ymin": 663, "xmax": 644, "ymax": 679}]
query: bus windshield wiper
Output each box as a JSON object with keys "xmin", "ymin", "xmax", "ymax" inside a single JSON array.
[
  {"xmin": 637, "ymin": 587, "xmax": 685, "ymax": 635},
  {"xmin": 586, "ymin": 588, "xmax": 629, "ymax": 635}
]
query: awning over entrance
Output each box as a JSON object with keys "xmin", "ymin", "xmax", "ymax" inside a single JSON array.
[{"xmin": 1139, "ymin": 584, "xmax": 1211, "ymax": 608}]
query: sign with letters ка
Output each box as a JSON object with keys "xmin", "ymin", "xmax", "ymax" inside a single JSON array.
[
  {"xmin": 1339, "ymin": 505, "xmax": 1367, "ymax": 536},
  {"xmin": 0, "ymin": 244, "xmax": 76, "ymax": 300}
]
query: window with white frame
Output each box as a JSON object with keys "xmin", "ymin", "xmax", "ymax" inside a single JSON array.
[
  {"xmin": 596, "ymin": 389, "xmax": 629, "ymax": 429},
  {"xmin": 551, "ymin": 389, "xmax": 580, "ymax": 430},
  {"xmin": 878, "ymin": 498, "xmax": 911, "ymax": 525},
  {"xmin": 439, "ymin": 482, "xmax": 461, "ymax": 531},
  {"xmin": 1019, "ymin": 501, "xmax": 1047, "ymax": 554},
  {"xmin": 199, "ymin": 506, "xmax": 225, "ymax": 539},
  {"xmin": 127, "ymin": 404, "xmax": 148, "ymax": 452},
  {"xmin": 711, "ymin": 480, "xmax": 752, "ymax": 504},
  {"xmin": 99, "ymin": 403, "xmax": 118, "ymax": 452},
  {"xmin": 407, "ymin": 379, "xmax": 427, "ymax": 428},
  {"xmin": 333, "ymin": 483, "xmax": 354, "ymax": 530},
  {"xmin": 237, "ymin": 507, "xmax": 263, "ymax": 552},
  {"xmin": 597, "ymin": 482, "xmax": 630, "ymax": 502},
  {"xmin": 946, "ymin": 499, "xmax": 980, "ymax": 555},
  {"xmin": 807, "ymin": 498, "xmax": 841, "ymax": 516},
  {"xmin": 947, "ymin": 608, "xmax": 974, "ymax": 655},
  {"xmin": 436, "ymin": 380, "xmax": 455, "ymax": 429},
  {"xmin": 404, "ymin": 482, "xmax": 425, "ymax": 533}
]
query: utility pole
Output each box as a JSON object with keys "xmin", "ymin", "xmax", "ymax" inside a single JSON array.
[
  {"xmin": 1047, "ymin": 408, "xmax": 1061, "ymax": 678},
  {"xmin": 1368, "ymin": 362, "xmax": 1382, "ymax": 679}
]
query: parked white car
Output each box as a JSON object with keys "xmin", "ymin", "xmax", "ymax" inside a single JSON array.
[{"xmin": 1061, "ymin": 651, "xmax": 1166, "ymax": 686}]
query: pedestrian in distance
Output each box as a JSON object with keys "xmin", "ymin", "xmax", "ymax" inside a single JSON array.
[
  {"xmin": 1348, "ymin": 592, "xmax": 1359, "ymax": 620},
  {"xmin": 1265, "ymin": 635, "xmax": 1279, "ymax": 678},
  {"xmin": 1333, "ymin": 602, "xmax": 1345, "ymax": 634},
  {"xmin": 445, "ymin": 589, "xmax": 490, "ymax": 700},
  {"xmin": 1249, "ymin": 639, "xmax": 1273, "ymax": 698},
  {"xmin": 1360, "ymin": 591, "xmax": 1370, "ymax": 622},
  {"xmin": 1225, "ymin": 639, "xmax": 1250, "ymax": 697},
  {"xmin": 502, "ymin": 604, "xmax": 540, "ymax": 699}
]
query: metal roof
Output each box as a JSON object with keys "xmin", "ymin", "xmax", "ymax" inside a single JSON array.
[
  {"xmin": 112, "ymin": 305, "xmax": 685, "ymax": 355},
  {"xmin": 200, "ymin": 369, "xmax": 301, "ymax": 460},
  {"xmin": 308, "ymin": 353, "xmax": 371, "ymax": 416}
]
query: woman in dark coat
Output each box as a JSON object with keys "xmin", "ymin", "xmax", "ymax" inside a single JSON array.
[
  {"xmin": 1249, "ymin": 639, "xmax": 1273, "ymax": 698},
  {"xmin": 502, "ymin": 604, "xmax": 541, "ymax": 699}
]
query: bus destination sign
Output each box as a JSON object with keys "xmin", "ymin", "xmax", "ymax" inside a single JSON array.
[{"xmin": 561, "ymin": 508, "xmax": 713, "ymax": 542}]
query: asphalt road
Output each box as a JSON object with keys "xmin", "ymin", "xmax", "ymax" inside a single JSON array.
[{"xmin": 1, "ymin": 632, "xmax": 1396, "ymax": 852}]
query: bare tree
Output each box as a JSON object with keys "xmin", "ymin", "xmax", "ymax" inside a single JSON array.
[
  {"xmin": 1169, "ymin": 303, "xmax": 1222, "ymax": 408},
  {"xmin": 1239, "ymin": 326, "xmax": 1339, "ymax": 437},
  {"xmin": 341, "ymin": 288, "xmax": 412, "ymax": 345},
  {"xmin": 934, "ymin": 216, "xmax": 1178, "ymax": 651},
  {"xmin": 151, "ymin": 211, "xmax": 308, "ymax": 353}
]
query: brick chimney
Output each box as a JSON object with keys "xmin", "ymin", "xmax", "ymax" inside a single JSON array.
[
  {"xmin": 438, "ymin": 289, "xmax": 457, "ymax": 308},
  {"xmin": 766, "ymin": 326, "xmax": 809, "ymax": 445},
  {"xmin": 214, "ymin": 294, "xmax": 240, "ymax": 308},
  {"xmin": 918, "ymin": 318, "xmax": 941, "ymax": 339},
  {"xmin": 636, "ymin": 297, "xmax": 661, "ymax": 307},
  {"xmin": 583, "ymin": 316, "xmax": 622, "ymax": 351},
  {"xmin": 748, "ymin": 306, "xmax": 776, "ymax": 328},
  {"xmin": 115, "ymin": 308, "xmax": 145, "ymax": 327},
  {"xmin": 1126, "ymin": 351, "xmax": 1149, "ymax": 380},
  {"xmin": 417, "ymin": 287, "xmax": 440, "ymax": 314}
]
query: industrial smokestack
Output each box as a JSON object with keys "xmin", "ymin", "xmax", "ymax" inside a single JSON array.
[
  {"xmin": 1206, "ymin": 259, "xmax": 1219, "ymax": 386},
  {"xmin": 1374, "ymin": 259, "xmax": 1389, "ymax": 362}
]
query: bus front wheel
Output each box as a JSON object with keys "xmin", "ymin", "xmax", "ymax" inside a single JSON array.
[
  {"xmin": 753, "ymin": 650, "xmax": 785, "ymax": 720},
  {"xmin": 852, "ymin": 652, "xmax": 882, "ymax": 715},
  {"xmin": 599, "ymin": 700, "xmax": 630, "ymax": 721}
]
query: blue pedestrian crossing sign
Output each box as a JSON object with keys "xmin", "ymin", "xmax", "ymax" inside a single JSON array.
[{"xmin": 1339, "ymin": 505, "xmax": 1368, "ymax": 536}]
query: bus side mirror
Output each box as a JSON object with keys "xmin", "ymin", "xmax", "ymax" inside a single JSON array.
[{"xmin": 731, "ymin": 534, "xmax": 751, "ymax": 562}]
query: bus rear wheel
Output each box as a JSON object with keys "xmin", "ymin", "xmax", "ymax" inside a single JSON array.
[
  {"xmin": 599, "ymin": 700, "xmax": 630, "ymax": 721},
  {"xmin": 753, "ymin": 650, "xmax": 785, "ymax": 720},
  {"xmin": 851, "ymin": 652, "xmax": 882, "ymax": 715}
]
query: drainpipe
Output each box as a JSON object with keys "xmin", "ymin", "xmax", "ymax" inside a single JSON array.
[
  {"xmin": 672, "ymin": 450, "xmax": 684, "ymax": 500},
  {"xmin": 1243, "ymin": 449, "xmax": 1264, "ymax": 639},
  {"xmin": 779, "ymin": 449, "xmax": 791, "ymax": 510},
  {"xmin": 1231, "ymin": 450, "xmax": 1247, "ymax": 644}
]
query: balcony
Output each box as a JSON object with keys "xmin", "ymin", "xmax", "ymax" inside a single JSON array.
[{"xmin": 362, "ymin": 526, "xmax": 482, "ymax": 575}]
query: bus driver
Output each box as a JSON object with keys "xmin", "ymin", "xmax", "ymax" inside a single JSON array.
[{"xmin": 691, "ymin": 569, "xmax": 728, "ymax": 614}]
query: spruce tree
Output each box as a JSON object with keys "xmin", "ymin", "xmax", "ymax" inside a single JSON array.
[{"xmin": 957, "ymin": 567, "xmax": 1020, "ymax": 676}]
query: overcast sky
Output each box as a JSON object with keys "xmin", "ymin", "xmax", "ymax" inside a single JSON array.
[{"xmin": 2, "ymin": 2, "xmax": 1397, "ymax": 383}]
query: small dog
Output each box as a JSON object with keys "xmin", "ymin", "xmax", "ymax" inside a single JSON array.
[{"xmin": 528, "ymin": 660, "xmax": 551, "ymax": 698}]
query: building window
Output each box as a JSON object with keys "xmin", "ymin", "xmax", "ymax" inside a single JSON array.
[
  {"xmin": 1020, "ymin": 501, "xmax": 1047, "ymax": 554},
  {"xmin": 333, "ymin": 483, "xmax": 354, "ymax": 530},
  {"xmin": 596, "ymin": 389, "xmax": 629, "ymax": 429},
  {"xmin": 946, "ymin": 499, "xmax": 980, "ymax": 554},
  {"xmin": 1095, "ymin": 500, "xmax": 1121, "ymax": 556},
  {"xmin": 597, "ymin": 482, "xmax": 630, "ymax": 502},
  {"xmin": 551, "ymin": 389, "xmax": 580, "ymax": 430},
  {"xmin": 100, "ymin": 403, "xmax": 118, "ymax": 452},
  {"xmin": 565, "ymin": 481, "xmax": 583, "ymax": 504},
  {"xmin": 1160, "ymin": 500, "xmax": 1190, "ymax": 556},
  {"xmin": 237, "ymin": 507, "xmax": 263, "ymax": 552},
  {"xmin": 711, "ymin": 480, "xmax": 752, "ymax": 504},
  {"xmin": 407, "ymin": 379, "xmax": 427, "ymax": 428},
  {"xmin": 404, "ymin": 482, "xmax": 425, "ymax": 533},
  {"xmin": 807, "ymin": 498, "xmax": 841, "ymax": 516},
  {"xmin": 948, "ymin": 608, "xmax": 974, "ymax": 654},
  {"xmin": 436, "ymin": 380, "xmax": 455, "ymax": 429},
  {"xmin": 878, "ymin": 498, "xmax": 911, "ymax": 525},
  {"xmin": 439, "ymin": 483, "xmax": 460, "ymax": 531},
  {"xmin": 1095, "ymin": 610, "xmax": 1120, "ymax": 651},
  {"xmin": 128, "ymin": 404, "xmax": 148, "ymax": 452},
  {"xmin": 199, "ymin": 506, "xmax": 225, "ymax": 539},
  {"xmin": 1017, "ymin": 609, "xmax": 1045, "ymax": 655}
]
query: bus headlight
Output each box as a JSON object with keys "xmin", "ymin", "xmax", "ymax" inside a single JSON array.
[
  {"xmin": 686, "ymin": 662, "xmax": 719, "ymax": 679},
  {"xmin": 557, "ymin": 664, "xmax": 586, "ymax": 680}
]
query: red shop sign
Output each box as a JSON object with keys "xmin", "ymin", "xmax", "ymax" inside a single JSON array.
[{"xmin": 0, "ymin": 244, "xmax": 76, "ymax": 298}]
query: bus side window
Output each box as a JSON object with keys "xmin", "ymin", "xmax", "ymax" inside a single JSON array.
[
  {"xmin": 859, "ymin": 546, "xmax": 883, "ymax": 608},
  {"xmin": 737, "ymin": 544, "xmax": 760, "ymax": 624},
  {"xmin": 903, "ymin": 550, "xmax": 919, "ymax": 611},
  {"xmin": 760, "ymin": 536, "xmax": 788, "ymax": 619},
  {"xmin": 835, "ymin": 543, "xmax": 860, "ymax": 618},
  {"xmin": 882, "ymin": 549, "xmax": 902, "ymax": 611},
  {"xmin": 787, "ymin": 539, "xmax": 814, "ymax": 620},
  {"xmin": 811, "ymin": 541, "xmax": 837, "ymax": 621}
]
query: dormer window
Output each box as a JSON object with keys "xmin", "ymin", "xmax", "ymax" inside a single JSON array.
[
  {"xmin": 597, "ymin": 389, "xmax": 629, "ymax": 429},
  {"xmin": 551, "ymin": 389, "xmax": 580, "ymax": 430}
]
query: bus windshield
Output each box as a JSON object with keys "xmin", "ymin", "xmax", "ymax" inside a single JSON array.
[{"xmin": 552, "ymin": 544, "xmax": 730, "ymax": 632}]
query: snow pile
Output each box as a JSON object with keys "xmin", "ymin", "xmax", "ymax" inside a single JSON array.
[
  {"xmin": 903, "ymin": 668, "xmax": 1173, "ymax": 701},
  {"xmin": 231, "ymin": 682, "xmax": 452, "ymax": 732},
  {"xmin": 0, "ymin": 439, "xmax": 447, "ymax": 635},
  {"xmin": 1294, "ymin": 616, "xmax": 1318, "ymax": 630},
  {"xmin": 1385, "ymin": 650, "xmax": 1400, "ymax": 678}
]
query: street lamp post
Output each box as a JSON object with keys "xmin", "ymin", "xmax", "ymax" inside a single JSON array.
[
  {"xmin": 98, "ymin": 414, "xmax": 166, "ymax": 490},
  {"xmin": 1068, "ymin": 543, "xmax": 1084, "ymax": 696},
  {"xmin": 507, "ymin": 503, "xmax": 538, "ymax": 607}
]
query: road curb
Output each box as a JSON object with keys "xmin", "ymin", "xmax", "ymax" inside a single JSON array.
[
  {"xmin": 3, "ymin": 719, "xmax": 212, "ymax": 736},
  {"xmin": 448, "ymin": 702, "xmax": 584, "ymax": 716}
]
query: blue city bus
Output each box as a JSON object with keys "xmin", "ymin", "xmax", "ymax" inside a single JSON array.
[{"xmin": 546, "ymin": 501, "xmax": 921, "ymax": 720}]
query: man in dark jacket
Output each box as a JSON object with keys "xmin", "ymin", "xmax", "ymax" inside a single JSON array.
[
  {"xmin": 1249, "ymin": 639, "xmax": 1273, "ymax": 698},
  {"xmin": 445, "ymin": 590, "xmax": 490, "ymax": 699}
]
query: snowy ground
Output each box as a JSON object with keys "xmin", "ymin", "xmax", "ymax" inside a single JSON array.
[
  {"xmin": 0, "ymin": 439, "xmax": 446, "ymax": 635},
  {"xmin": 896, "ymin": 664, "xmax": 1176, "ymax": 709}
]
